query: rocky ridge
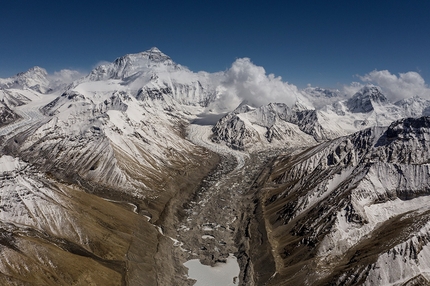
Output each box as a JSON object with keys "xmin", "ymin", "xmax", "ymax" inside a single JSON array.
[{"xmin": 251, "ymin": 117, "xmax": 430, "ymax": 285}]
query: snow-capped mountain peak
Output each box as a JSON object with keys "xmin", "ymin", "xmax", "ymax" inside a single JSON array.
[
  {"xmin": 0, "ymin": 66, "xmax": 50, "ymax": 93},
  {"xmin": 86, "ymin": 47, "xmax": 178, "ymax": 81},
  {"xmin": 231, "ymin": 100, "xmax": 256, "ymax": 114},
  {"xmin": 143, "ymin": 47, "xmax": 173, "ymax": 63},
  {"xmin": 347, "ymin": 85, "xmax": 388, "ymax": 113},
  {"xmin": 16, "ymin": 66, "xmax": 48, "ymax": 79},
  {"xmin": 67, "ymin": 48, "xmax": 221, "ymax": 108}
]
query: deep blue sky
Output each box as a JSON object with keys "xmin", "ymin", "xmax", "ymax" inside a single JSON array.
[{"xmin": 1, "ymin": 0, "xmax": 429, "ymax": 88}]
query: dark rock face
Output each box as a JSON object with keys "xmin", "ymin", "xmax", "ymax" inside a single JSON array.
[
  {"xmin": 287, "ymin": 109, "xmax": 327, "ymax": 140},
  {"xmin": 0, "ymin": 103, "xmax": 20, "ymax": 127},
  {"xmin": 136, "ymin": 86, "xmax": 171, "ymax": 101},
  {"xmin": 385, "ymin": 117, "xmax": 430, "ymax": 139},
  {"xmin": 212, "ymin": 114, "xmax": 248, "ymax": 150}
]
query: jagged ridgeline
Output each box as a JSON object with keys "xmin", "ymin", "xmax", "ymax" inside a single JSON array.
[
  {"xmin": 0, "ymin": 48, "xmax": 429, "ymax": 285},
  {"xmin": 253, "ymin": 117, "xmax": 430, "ymax": 285}
]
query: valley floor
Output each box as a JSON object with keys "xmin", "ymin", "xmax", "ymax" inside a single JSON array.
[{"xmin": 153, "ymin": 124, "xmax": 290, "ymax": 285}]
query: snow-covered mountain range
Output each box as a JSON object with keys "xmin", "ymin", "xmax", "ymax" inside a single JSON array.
[
  {"xmin": 254, "ymin": 117, "xmax": 430, "ymax": 285},
  {"xmin": 1, "ymin": 48, "xmax": 430, "ymax": 285},
  {"xmin": 212, "ymin": 85, "xmax": 430, "ymax": 151}
]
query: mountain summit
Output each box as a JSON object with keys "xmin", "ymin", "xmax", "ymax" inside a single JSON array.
[
  {"xmin": 86, "ymin": 47, "xmax": 177, "ymax": 81},
  {"xmin": 347, "ymin": 85, "xmax": 388, "ymax": 113},
  {"xmin": 0, "ymin": 66, "xmax": 50, "ymax": 93}
]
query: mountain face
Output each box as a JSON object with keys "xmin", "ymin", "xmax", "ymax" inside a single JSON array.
[
  {"xmin": 0, "ymin": 89, "xmax": 31, "ymax": 108},
  {"xmin": 86, "ymin": 47, "xmax": 177, "ymax": 81},
  {"xmin": 211, "ymin": 103, "xmax": 317, "ymax": 150},
  {"xmin": 81, "ymin": 47, "xmax": 220, "ymax": 108},
  {"xmin": 395, "ymin": 96, "xmax": 430, "ymax": 117},
  {"xmin": 0, "ymin": 66, "xmax": 50, "ymax": 93},
  {"xmin": 0, "ymin": 49, "xmax": 221, "ymax": 285},
  {"xmin": 250, "ymin": 117, "xmax": 430, "ymax": 285},
  {"xmin": 0, "ymin": 102, "xmax": 20, "ymax": 127},
  {"xmin": 0, "ymin": 153, "xmax": 160, "ymax": 285},
  {"xmin": 346, "ymin": 86, "xmax": 389, "ymax": 113},
  {"xmin": 1, "ymin": 48, "xmax": 430, "ymax": 286}
]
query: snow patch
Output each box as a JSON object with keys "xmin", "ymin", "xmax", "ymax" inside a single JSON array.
[{"xmin": 0, "ymin": 156, "xmax": 23, "ymax": 172}]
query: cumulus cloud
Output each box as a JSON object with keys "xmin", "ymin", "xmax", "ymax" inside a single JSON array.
[
  {"xmin": 350, "ymin": 70, "xmax": 430, "ymax": 102},
  {"xmin": 208, "ymin": 58, "xmax": 301, "ymax": 112}
]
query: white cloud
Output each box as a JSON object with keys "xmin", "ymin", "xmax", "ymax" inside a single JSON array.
[
  {"xmin": 208, "ymin": 58, "xmax": 301, "ymax": 112},
  {"xmin": 342, "ymin": 81, "xmax": 365, "ymax": 97},
  {"xmin": 358, "ymin": 70, "xmax": 430, "ymax": 102},
  {"xmin": 48, "ymin": 69, "xmax": 85, "ymax": 85}
]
